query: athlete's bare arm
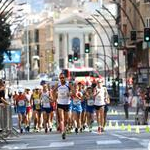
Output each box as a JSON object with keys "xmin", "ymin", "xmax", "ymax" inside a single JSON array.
[
  {"xmin": 0, "ymin": 97, "xmax": 9, "ymax": 105},
  {"xmin": 52, "ymin": 83, "xmax": 58, "ymax": 102}
]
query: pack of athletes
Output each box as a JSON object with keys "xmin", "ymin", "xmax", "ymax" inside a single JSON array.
[{"xmin": 56, "ymin": 77, "xmax": 72, "ymax": 140}]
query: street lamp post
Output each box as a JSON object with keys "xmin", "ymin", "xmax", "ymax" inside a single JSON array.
[
  {"xmin": 85, "ymin": 18, "xmax": 107, "ymax": 85},
  {"xmin": 26, "ymin": 21, "xmax": 30, "ymax": 81}
]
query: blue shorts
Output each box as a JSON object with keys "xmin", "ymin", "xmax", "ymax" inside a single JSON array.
[
  {"xmin": 68, "ymin": 99, "xmax": 73, "ymax": 111},
  {"xmin": 17, "ymin": 106, "xmax": 26, "ymax": 115},
  {"xmin": 72, "ymin": 103, "xmax": 82, "ymax": 113},
  {"xmin": 81, "ymin": 101, "xmax": 86, "ymax": 112},
  {"xmin": 86, "ymin": 105, "xmax": 95, "ymax": 113},
  {"xmin": 42, "ymin": 107, "xmax": 51, "ymax": 113}
]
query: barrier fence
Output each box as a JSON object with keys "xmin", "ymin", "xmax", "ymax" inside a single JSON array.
[{"xmin": 0, "ymin": 105, "xmax": 13, "ymax": 142}]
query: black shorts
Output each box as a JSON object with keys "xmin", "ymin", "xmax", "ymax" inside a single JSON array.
[
  {"xmin": 145, "ymin": 106, "xmax": 150, "ymax": 112},
  {"xmin": 94, "ymin": 105, "xmax": 105, "ymax": 110},
  {"xmin": 57, "ymin": 104, "xmax": 70, "ymax": 112}
]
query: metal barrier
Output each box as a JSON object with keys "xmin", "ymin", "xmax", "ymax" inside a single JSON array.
[{"xmin": 0, "ymin": 105, "xmax": 13, "ymax": 143}]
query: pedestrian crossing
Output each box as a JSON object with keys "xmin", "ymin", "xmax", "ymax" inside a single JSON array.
[{"xmin": 1, "ymin": 138, "xmax": 149, "ymax": 150}]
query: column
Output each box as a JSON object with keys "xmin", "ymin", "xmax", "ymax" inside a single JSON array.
[{"xmin": 54, "ymin": 33, "xmax": 60, "ymax": 70}]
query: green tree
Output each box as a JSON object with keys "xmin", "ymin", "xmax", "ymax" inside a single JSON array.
[{"xmin": 0, "ymin": 14, "xmax": 11, "ymax": 70}]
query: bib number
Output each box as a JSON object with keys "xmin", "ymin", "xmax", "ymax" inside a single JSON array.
[
  {"xmin": 59, "ymin": 92, "xmax": 68, "ymax": 99},
  {"xmin": 87, "ymin": 99, "xmax": 94, "ymax": 106},
  {"xmin": 18, "ymin": 100, "xmax": 25, "ymax": 106},
  {"xmin": 73, "ymin": 99, "xmax": 80, "ymax": 105},
  {"xmin": 34, "ymin": 99, "xmax": 40, "ymax": 104},
  {"xmin": 42, "ymin": 98, "xmax": 50, "ymax": 108}
]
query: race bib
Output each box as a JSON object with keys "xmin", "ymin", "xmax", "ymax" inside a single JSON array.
[
  {"xmin": 18, "ymin": 100, "xmax": 25, "ymax": 106},
  {"xmin": 43, "ymin": 102, "xmax": 50, "ymax": 108},
  {"xmin": 59, "ymin": 92, "xmax": 68, "ymax": 99},
  {"xmin": 42, "ymin": 97, "xmax": 50, "ymax": 108},
  {"xmin": 73, "ymin": 99, "xmax": 80, "ymax": 105},
  {"xmin": 34, "ymin": 99, "xmax": 40, "ymax": 104},
  {"xmin": 35, "ymin": 105, "xmax": 40, "ymax": 110},
  {"xmin": 87, "ymin": 99, "xmax": 94, "ymax": 106}
]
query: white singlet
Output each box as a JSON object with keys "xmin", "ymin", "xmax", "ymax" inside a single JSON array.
[
  {"xmin": 41, "ymin": 91, "xmax": 51, "ymax": 108},
  {"xmin": 94, "ymin": 87, "xmax": 106, "ymax": 106},
  {"xmin": 57, "ymin": 82, "xmax": 70, "ymax": 105}
]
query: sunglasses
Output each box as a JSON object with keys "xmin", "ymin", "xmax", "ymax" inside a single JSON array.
[{"xmin": 60, "ymin": 77, "xmax": 65, "ymax": 79}]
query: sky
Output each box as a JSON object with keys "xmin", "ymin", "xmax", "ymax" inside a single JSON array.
[{"xmin": 17, "ymin": 0, "xmax": 44, "ymax": 12}]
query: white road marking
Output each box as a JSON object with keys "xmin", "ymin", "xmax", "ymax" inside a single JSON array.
[
  {"xmin": 96, "ymin": 140, "xmax": 121, "ymax": 145},
  {"xmin": 148, "ymin": 140, "xmax": 150, "ymax": 150},
  {"xmin": 49, "ymin": 141, "xmax": 74, "ymax": 147},
  {"xmin": 2, "ymin": 144, "xmax": 28, "ymax": 149},
  {"xmin": 139, "ymin": 140, "xmax": 150, "ymax": 149}
]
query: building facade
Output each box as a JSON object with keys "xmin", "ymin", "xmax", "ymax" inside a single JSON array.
[{"xmin": 119, "ymin": 0, "xmax": 150, "ymax": 86}]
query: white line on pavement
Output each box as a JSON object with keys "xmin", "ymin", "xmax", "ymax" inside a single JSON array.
[
  {"xmin": 96, "ymin": 140, "xmax": 121, "ymax": 145},
  {"xmin": 2, "ymin": 144, "xmax": 28, "ymax": 149},
  {"xmin": 49, "ymin": 141, "xmax": 74, "ymax": 147}
]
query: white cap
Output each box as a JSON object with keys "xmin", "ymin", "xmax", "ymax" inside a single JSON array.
[
  {"xmin": 35, "ymin": 85, "xmax": 42, "ymax": 90},
  {"xmin": 18, "ymin": 88, "xmax": 24, "ymax": 93}
]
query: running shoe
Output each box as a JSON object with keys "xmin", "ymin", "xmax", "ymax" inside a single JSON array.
[
  {"xmin": 80, "ymin": 128, "xmax": 83, "ymax": 133},
  {"xmin": 75, "ymin": 128, "xmax": 78, "ymax": 134},
  {"xmin": 98, "ymin": 127, "xmax": 101, "ymax": 134},
  {"xmin": 62, "ymin": 132, "xmax": 66, "ymax": 140},
  {"xmin": 45, "ymin": 128, "xmax": 48, "ymax": 133},
  {"xmin": 20, "ymin": 128, "xmax": 23, "ymax": 134},
  {"xmin": 49, "ymin": 128, "xmax": 52, "ymax": 132}
]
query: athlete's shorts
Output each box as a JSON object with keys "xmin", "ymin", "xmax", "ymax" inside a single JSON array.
[
  {"xmin": 94, "ymin": 105, "xmax": 105, "ymax": 110},
  {"xmin": 104, "ymin": 105, "xmax": 109, "ymax": 113},
  {"xmin": 50, "ymin": 102, "xmax": 56, "ymax": 111},
  {"xmin": 81, "ymin": 101, "xmax": 86, "ymax": 112},
  {"xmin": 33, "ymin": 105, "xmax": 41, "ymax": 112},
  {"xmin": 72, "ymin": 103, "xmax": 82, "ymax": 113},
  {"xmin": 42, "ymin": 107, "xmax": 52, "ymax": 113},
  {"xmin": 26, "ymin": 106, "xmax": 32, "ymax": 113},
  {"xmin": 17, "ymin": 106, "xmax": 26, "ymax": 115},
  {"xmin": 69, "ymin": 99, "xmax": 73, "ymax": 111},
  {"xmin": 86, "ymin": 105, "xmax": 95, "ymax": 113},
  {"xmin": 57, "ymin": 104, "xmax": 70, "ymax": 112}
]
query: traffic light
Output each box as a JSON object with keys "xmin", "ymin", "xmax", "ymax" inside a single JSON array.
[
  {"xmin": 74, "ymin": 52, "xmax": 78, "ymax": 61},
  {"xmin": 68, "ymin": 54, "xmax": 73, "ymax": 62},
  {"xmin": 85, "ymin": 43, "xmax": 90, "ymax": 53},
  {"xmin": 144, "ymin": 27, "xmax": 150, "ymax": 42},
  {"xmin": 130, "ymin": 30, "xmax": 136, "ymax": 41},
  {"xmin": 113, "ymin": 35, "xmax": 118, "ymax": 47}
]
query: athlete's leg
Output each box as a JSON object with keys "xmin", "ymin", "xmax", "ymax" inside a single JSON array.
[
  {"xmin": 58, "ymin": 108, "xmax": 65, "ymax": 133},
  {"xmin": 99, "ymin": 106, "xmax": 104, "ymax": 130}
]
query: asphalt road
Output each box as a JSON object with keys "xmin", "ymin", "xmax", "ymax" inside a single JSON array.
[{"xmin": 1, "ymin": 106, "xmax": 150, "ymax": 150}]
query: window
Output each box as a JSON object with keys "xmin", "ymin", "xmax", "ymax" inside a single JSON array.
[
  {"xmin": 144, "ymin": 0, "xmax": 150, "ymax": 3},
  {"xmin": 46, "ymin": 25, "xmax": 51, "ymax": 39},
  {"xmin": 146, "ymin": 18, "xmax": 150, "ymax": 27},
  {"xmin": 34, "ymin": 29, "xmax": 39, "ymax": 43},
  {"xmin": 59, "ymin": 59, "xmax": 64, "ymax": 68},
  {"xmin": 72, "ymin": 38, "xmax": 80, "ymax": 53}
]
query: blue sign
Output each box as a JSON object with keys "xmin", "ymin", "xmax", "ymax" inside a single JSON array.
[{"xmin": 3, "ymin": 50, "xmax": 21, "ymax": 64}]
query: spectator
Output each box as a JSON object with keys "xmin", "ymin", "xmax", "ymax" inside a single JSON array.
[
  {"xmin": 123, "ymin": 92, "xmax": 129, "ymax": 119},
  {"xmin": 0, "ymin": 79, "xmax": 9, "ymax": 106},
  {"xmin": 144, "ymin": 87, "xmax": 150, "ymax": 125}
]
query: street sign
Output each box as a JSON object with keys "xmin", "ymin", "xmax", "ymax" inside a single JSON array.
[{"xmin": 3, "ymin": 50, "xmax": 21, "ymax": 64}]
